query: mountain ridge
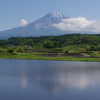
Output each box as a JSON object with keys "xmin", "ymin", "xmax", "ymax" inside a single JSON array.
[{"xmin": 0, "ymin": 11, "xmax": 70, "ymax": 39}]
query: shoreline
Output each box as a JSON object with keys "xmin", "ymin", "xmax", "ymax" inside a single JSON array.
[{"xmin": 0, "ymin": 53, "xmax": 100, "ymax": 62}]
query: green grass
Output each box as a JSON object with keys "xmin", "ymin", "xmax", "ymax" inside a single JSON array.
[
  {"xmin": 86, "ymin": 52, "xmax": 100, "ymax": 57},
  {"xmin": 61, "ymin": 45, "xmax": 87, "ymax": 53},
  {"xmin": 0, "ymin": 45, "xmax": 100, "ymax": 62},
  {"xmin": 0, "ymin": 52, "xmax": 100, "ymax": 62},
  {"xmin": 34, "ymin": 52, "xmax": 48, "ymax": 55}
]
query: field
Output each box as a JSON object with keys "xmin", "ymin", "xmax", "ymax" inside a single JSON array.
[{"xmin": 0, "ymin": 51, "xmax": 100, "ymax": 62}]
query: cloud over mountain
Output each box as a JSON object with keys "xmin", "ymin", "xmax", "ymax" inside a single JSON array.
[
  {"xmin": 20, "ymin": 19, "xmax": 27, "ymax": 27},
  {"xmin": 53, "ymin": 17, "xmax": 100, "ymax": 33}
]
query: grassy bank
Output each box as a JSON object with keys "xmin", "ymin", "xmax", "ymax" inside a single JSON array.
[{"xmin": 0, "ymin": 52, "xmax": 100, "ymax": 62}]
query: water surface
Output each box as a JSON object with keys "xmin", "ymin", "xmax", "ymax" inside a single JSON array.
[{"xmin": 0, "ymin": 59, "xmax": 100, "ymax": 100}]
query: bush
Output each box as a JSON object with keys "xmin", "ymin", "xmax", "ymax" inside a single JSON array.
[
  {"xmin": 12, "ymin": 52, "xmax": 17, "ymax": 55},
  {"xmin": 43, "ymin": 40, "xmax": 54, "ymax": 48},
  {"xmin": 0, "ymin": 47, "xmax": 6, "ymax": 53},
  {"xmin": 16, "ymin": 47, "xmax": 23, "ymax": 52},
  {"xmin": 98, "ymin": 51, "xmax": 100, "ymax": 54},
  {"xmin": 36, "ymin": 43, "xmax": 43, "ymax": 48},
  {"xmin": 7, "ymin": 48, "xmax": 14, "ymax": 54},
  {"xmin": 86, "ymin": 47, "xmax": 90, "ymax": 51}
]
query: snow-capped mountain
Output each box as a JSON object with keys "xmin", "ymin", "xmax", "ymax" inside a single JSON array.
[
  {"xmin": 0, "ymin": 11, "xmax": 70, "ymax": 39},
  {"xmin": 28, "ymin": 11, "xmax": 69, "ymax": 30}
]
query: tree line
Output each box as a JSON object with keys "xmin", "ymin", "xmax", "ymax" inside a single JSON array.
[{"xmin": 0, "ymin": 34, "xmax": 100, "ymax": 49}]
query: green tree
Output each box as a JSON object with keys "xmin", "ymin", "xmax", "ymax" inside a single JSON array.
[
  {"xmin": 58, "ymin": 41, "xmax": 63, "ymax": 47},
  {"xmin": 90, "ymin": 45, "xmax": 95, "ymax": 51},
  {"xmin": 31, "ymin": 42, "xmax": 35, "ymax": 47},
  {"xmin": 36, "ymin": 43, "xmax": 43, "ymax": 48},
  {"xmin": 19, "ymin": 42, "xmax": 23, "ymax": 46},
  {"xmin": 43, "ymin": 40, "xmax": 54, "ymax": 48},
  {"xmin": 0, "ymin": 47, "xmax": 6, "ymax": 53},
  {"xmin": 53, "ymin": 41, "xmax": 59, "ymax": 48},
  {"xmin": 7, "ymin": 48, "xmax": 14, "ymax": 54},
  {"xmin": 80, "ymin": 35, "xmax": 89, "ymax": 44},
  {"xmin": 0, "ymin": 41, "xmax": 6, "ymax": 47},
  {"xmin": 16, "ymin": 46, "xmax": 23, "ymax": 52}
]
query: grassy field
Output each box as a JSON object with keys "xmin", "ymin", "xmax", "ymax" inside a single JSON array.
[
  {"xmin": 0, "ymin": 52, "xmax": 100, "ymax": 62},
  {"xmin": 0, "ymin": 45, "xmax": 100, "ymax": 62}
]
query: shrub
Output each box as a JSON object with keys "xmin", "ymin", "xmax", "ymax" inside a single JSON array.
[
  {"xmin": 98, "ymin": 51, "xmax": 100, "ymax": 54},
  {"xmin": 36, "ymin": 43, "xmax": 43, "ymax": 48},
  {"xmin": 0, "ymin": 47, "xmax": 6, "ymax": 53},
  {"xmin": 12, "ymin": 52, "xmax": 17, "ymax": 55},
  {"xmin": 86, "ymin": 47, "xmax": 90, "ymax": 51},
  {"xmin": 7, "ymin": 48, "xmax": 14, "ymax": 54},
  {"xmin": 16, "ymin": 47, "xmax": 23, "ymax": 52},
  {"xmin": 43, "ymin": 40, "xmax": 54, "ymax": 48}
]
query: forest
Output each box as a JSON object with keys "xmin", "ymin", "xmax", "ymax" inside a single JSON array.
[
  {"xmin": 0, "ymin": 33, "xmax": 100, "ymax": 49},
  {"xmin": 0, "ymin": 33, "xmax": 100, "ymax": 53}
]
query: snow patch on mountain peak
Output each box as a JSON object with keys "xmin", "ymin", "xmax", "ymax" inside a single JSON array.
[
  {"xmin": 50, "ymin": 11, "xmax": 63, "ymax": 18},
  {"xmin": 49, "ymin": 11, "xmax": 69, "ymax": 20}
]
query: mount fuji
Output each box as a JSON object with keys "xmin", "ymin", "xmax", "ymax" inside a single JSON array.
[{"xmin": 0, "ymin": 11, "xmax": 70, "ymax": 39}]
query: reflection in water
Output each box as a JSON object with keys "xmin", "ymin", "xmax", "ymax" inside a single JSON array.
[
  {"xmin": 21, "ymin": 75, "xmax": 27, "ymax": 89},
  {"xmin": 61, "ymin": 72, "xmax": 89, "ymax": 89},
  {"xmin": 1, "ymin": 59, "xmax": 100, "ymax": 100},
  {"xmin": 17, "ymin": 60, "xmax": 100, "ymax": 95},
  {"xmin": 20, "ymin": 66, "xmax": 27, "ymax": 89},
  {"xmin": 32, "ymin": 67, "xmax": 100, "ymax": 94},
  {"xmin": 16, "ymin": 60, "xmax": 100, "ymax": 95}
]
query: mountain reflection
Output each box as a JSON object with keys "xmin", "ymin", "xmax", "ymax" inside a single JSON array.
[
  {"xmin": 20, "ymin": 66, "xmax": 27, "ymax": 89},
  {"xmin": 33, "ymin": 71, "xmax": 89, "ymax": 94},
  {"xmin": 20, "ymin": 66, "xmax": 100, "ymax": 94}
]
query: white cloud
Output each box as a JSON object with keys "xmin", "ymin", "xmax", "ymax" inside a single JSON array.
[
  {"xmin": 35, "ymin": 23, "xmax": 43, "ymax": 30},
  {"xmin": 20, "ymin": 19, "xmax": 27, "ymax": 27},
  {"xmin": 52, "ymin": 17, "xmax": 100, "ymax": 33}
]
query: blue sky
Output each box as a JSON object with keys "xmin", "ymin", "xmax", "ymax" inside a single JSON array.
[{"xmin": 0, "ymin": 0, "xmax": 100, "ymax": 31}]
